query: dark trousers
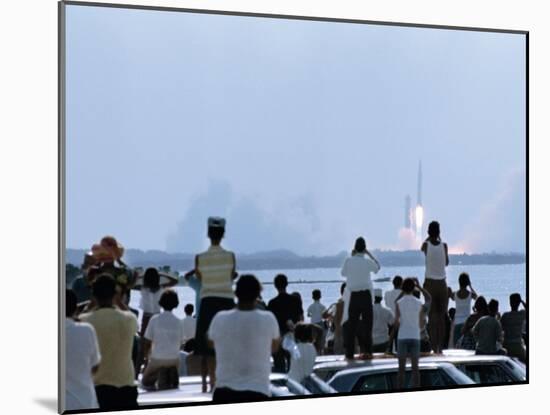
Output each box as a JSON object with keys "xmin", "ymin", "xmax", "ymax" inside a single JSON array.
[
  {"xmin": 272, "ymin": 346, "xmax": 290, "ymax": 373},
  {"xmin": 213, "ymin": 387, "xmax": 268, "ymax": 403},
  {"xmin": 344, "ymin": 289, "xmax": 373, "ymax": 358},
  {"xmin": 95, "ymin": 385, "xmax": 138, "ymax": 411},
  {"xmin": 423, "ymin": 278, "xmax": 448, "ymax": 353}
]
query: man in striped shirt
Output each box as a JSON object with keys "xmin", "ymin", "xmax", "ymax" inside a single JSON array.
[{"xmin": 194, "ymin": 217, "xmax": 237, "ymax": 392}]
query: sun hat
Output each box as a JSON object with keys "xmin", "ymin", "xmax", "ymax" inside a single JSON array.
[{"xmin": 90, "ymin": 236, "xmax": 124, "ymax": 263}]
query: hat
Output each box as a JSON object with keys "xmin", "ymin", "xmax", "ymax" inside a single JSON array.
[
  {"xmin": 207, "ymin": 217, "xmax": 226, "ymax": 228},
  {"xmin": 90, "ymin": 236, "xmax": 124, "ymax": 263},
  {"xmin": 374, "ymin": 288, "xmax": 383, "ymax": 298}
]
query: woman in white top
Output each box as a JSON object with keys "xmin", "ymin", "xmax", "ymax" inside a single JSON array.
[
  {"xmin": 139, "ymin": 268, "xmax": 164, "ymax": 336},
  {"xmin": 421, "ymin": 221, "xmax": 449, "ymax": 354},
  {"xmin": 449, "ymin": 272, "xmax": 478, "ymax": 347}
]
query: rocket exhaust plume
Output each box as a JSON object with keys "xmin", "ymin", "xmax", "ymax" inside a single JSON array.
[
  {"xmin": 415, "ymin": 205, "xmax": 424, "ymax": 240},
  {"xmin": 415, "ymin": 160, "xmax": 423, "ymax": 240}
]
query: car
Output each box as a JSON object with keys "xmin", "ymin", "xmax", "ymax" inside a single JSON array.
[
  {"xmin": 271, "ymin": 373, "xmax": 338, "ymax": 395},
  {"xmin": 314, "ymin": 350, "xmax": 526, "ymax": 385},
  {"xmin": 325, "ymin": 361, "xmax": 475, "ymax": 393},
  {"xmin": 418, "ymin": 350, "xmax": 526, "ymax": 384},
  {"xmin": 137, "ymin": 373, "xmax": 336, "ymax": 405}
]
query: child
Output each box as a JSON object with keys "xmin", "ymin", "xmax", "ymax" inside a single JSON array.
[
  {"xmin": 449, "ymin": 272, "xmax": 478, "ymax": 347},
  {"xmin": 307, "ymin": 289, "xmax": 327, "ymax": 354},
  {"xmin": 395, "ymin": 278, "xmax": 431, "ymax": 388},
  {"xmin": 288, "ymin": 324, "xmax": 317, "ymax": 384},
  {"xmin": 142, "ymin": 289, "xmax": 186, "ymax": 390},
  {"xmin": 181, "ymin": 303, "xmax": 197, "ymax": 347},
  {"xmin": 139, "ymin": 268, "xmax": 164, "ymax": 336}
]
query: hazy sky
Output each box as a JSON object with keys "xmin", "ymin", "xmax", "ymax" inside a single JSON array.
[{"xmin": 65, "ymin": 5, "xmax": 526, "ymax": 255}]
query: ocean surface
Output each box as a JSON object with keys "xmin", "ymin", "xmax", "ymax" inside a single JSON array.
[{"xmin": 129, "ymin": 264, "xmax": 527, "ymax": 321}]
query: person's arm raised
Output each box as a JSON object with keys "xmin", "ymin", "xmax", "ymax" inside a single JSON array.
[
  {"xmin": 448, "ymin": 287, "xmax": 455, "ymax": 301},
  {"xmin": 419, "ymin": 307, "xmax": 426, "ymax": 331},
  {"xmin": 231, "ymin": 253, "xmax": 237, "ymax": 280},
  {"xmin": 366, "ymin": 249, "xmax": 381, "ymax": 271},
  {"xmin": 194, "ymin": 255, "xmax": 202, "ymax": 281},
  {"xmin": 469, "ymin": 284, "xmax": 478, "ymax": 300},
  {"xmin": 414, "ymin": 278, "xmax": 431, "ymax": 304}
]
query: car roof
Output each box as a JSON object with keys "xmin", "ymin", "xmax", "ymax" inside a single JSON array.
[
  {"xmin": 314, "ymin": 351, "xmax": 515, "ymax": 372},
  {"xmin": 329, "ymin": 361, "xmax": 453, "ymax": 377}
]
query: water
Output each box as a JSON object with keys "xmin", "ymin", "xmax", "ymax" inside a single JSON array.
[{"xmin": 129, "ymin": 264, "xmax": 526, "ymax": 321}]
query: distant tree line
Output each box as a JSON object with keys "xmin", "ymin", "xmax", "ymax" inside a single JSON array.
[{"xmin": 65, "ymin": 248, "xmax": 525, "ymax": 278}]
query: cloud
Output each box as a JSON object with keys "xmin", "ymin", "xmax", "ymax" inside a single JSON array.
[
  {"xmin": 454, "ymin": 168, "xmax": 526, "ymax": 253},
  {"xmin": 397, "ymin": 227, "xmax": 418, "ymax": 250},
  {"xmin": 166, "ymin": 180, "xmax": 323, "ymax": 254}
]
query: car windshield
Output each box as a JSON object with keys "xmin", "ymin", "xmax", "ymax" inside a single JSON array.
[{"xmin": 386, "ymin": 368, "xmax": 454, "ymax": 389}]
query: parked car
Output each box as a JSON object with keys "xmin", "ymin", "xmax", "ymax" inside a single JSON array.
[
  {"xmin": 271, "ymin": 373, "xmax": 338, "ymax": 395},
  {"xmin": 314, "ymin": 350, "xmax": 526, "ymax": 385},
  {"xmin": 326, "ymin": 362, "xmax": 475, "ymax": 393},
  {"xmin": 138, "ymin": 373, "xmax": 336, "ymax": 405}
]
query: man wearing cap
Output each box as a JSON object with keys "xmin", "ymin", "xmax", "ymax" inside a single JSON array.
[
  {"xmin": 340, "ymin": 237, "xmax": 380, "ymax": 359},
  {"xmin": 372, "ymin": 288, "xmax": 395, "ymax": 353},
  {"xmin": 194, "ymin": 217, "xmax": 237, "ymax": 392}
]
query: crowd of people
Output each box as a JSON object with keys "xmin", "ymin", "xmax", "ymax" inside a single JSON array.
[{"xmin": 65, "ymin": 219, "xmax": 527, "ymax": 411}]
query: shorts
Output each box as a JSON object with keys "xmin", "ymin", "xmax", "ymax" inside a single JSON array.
[
  {"xmin": 397, "ymin": 339, "xmax": 420, "ymax": 358},
  {"xmin": 213, "ymin": 387, "xmax": 268, "ymax": 403},
  {"xmin": 95, "ymin": 385, "xmax": 138, "ymax": 411}
]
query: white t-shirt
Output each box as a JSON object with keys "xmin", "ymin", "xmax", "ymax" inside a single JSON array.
[
  {"xmin": 372, "ymin": 303, "xmax": 395, "ymax": 345},
  {"xmin": 209, "ymin": 309, "xmax": 280, "ymax": 396},
  {"xmin": 65, "ymin": 318, "xmax": 101, "ymax": 411},
  {"xmin": 454, "ymin": 292, "xmax": 472, "ymax": 325},
  {"xmin": 144, "ymin": 311, "xmax": 186, "ymax": 360},
  {"xmin": 181, "ymin": 315, "xmax": 197, "ymax": 343},
  {"xmin": 139, "ymin": 288, "xmax": 163, "ymax": 314},
  {"xmin": 307, "ymin": 301, "xmax": 327, "ymax": 324},
  {"xmin": 341, "ymin": 253, "xmax": 380, "ymax": 293},
  {"xmin": 425, "ymin": 241, "xmax": 447, "ymax": 280},
  {"xmin": 288, "ymin": 342, "xmax": 317, "ymax": 383},
  {"xmin": 397, "ymin": 295, "xmax": 423, "ymax": 340},
  {"xmin": 384, "ymin": 289, "xmax": 402, "ymax": 315}
]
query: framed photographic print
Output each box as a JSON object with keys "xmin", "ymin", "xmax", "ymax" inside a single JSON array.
[{"xmin": 59, "ymin": 1, "xmax": 527, "ymax": 413}]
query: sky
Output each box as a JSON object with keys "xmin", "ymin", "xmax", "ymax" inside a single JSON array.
[{"xmin": 65, "ymin": 5, "xmax": 526, "ymax": 255}]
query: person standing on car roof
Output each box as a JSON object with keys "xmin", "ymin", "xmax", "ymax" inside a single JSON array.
[
  {"xmin": 340, "ymin": 237, "xmax": 381, "ymax": 360},
  {"xmin": 395, "ymin": 278, "xmax": 431, "ymax": 389},
  {"xmin": 421, "ymin": 221, "xmax": 449, "ymax": 354}
]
